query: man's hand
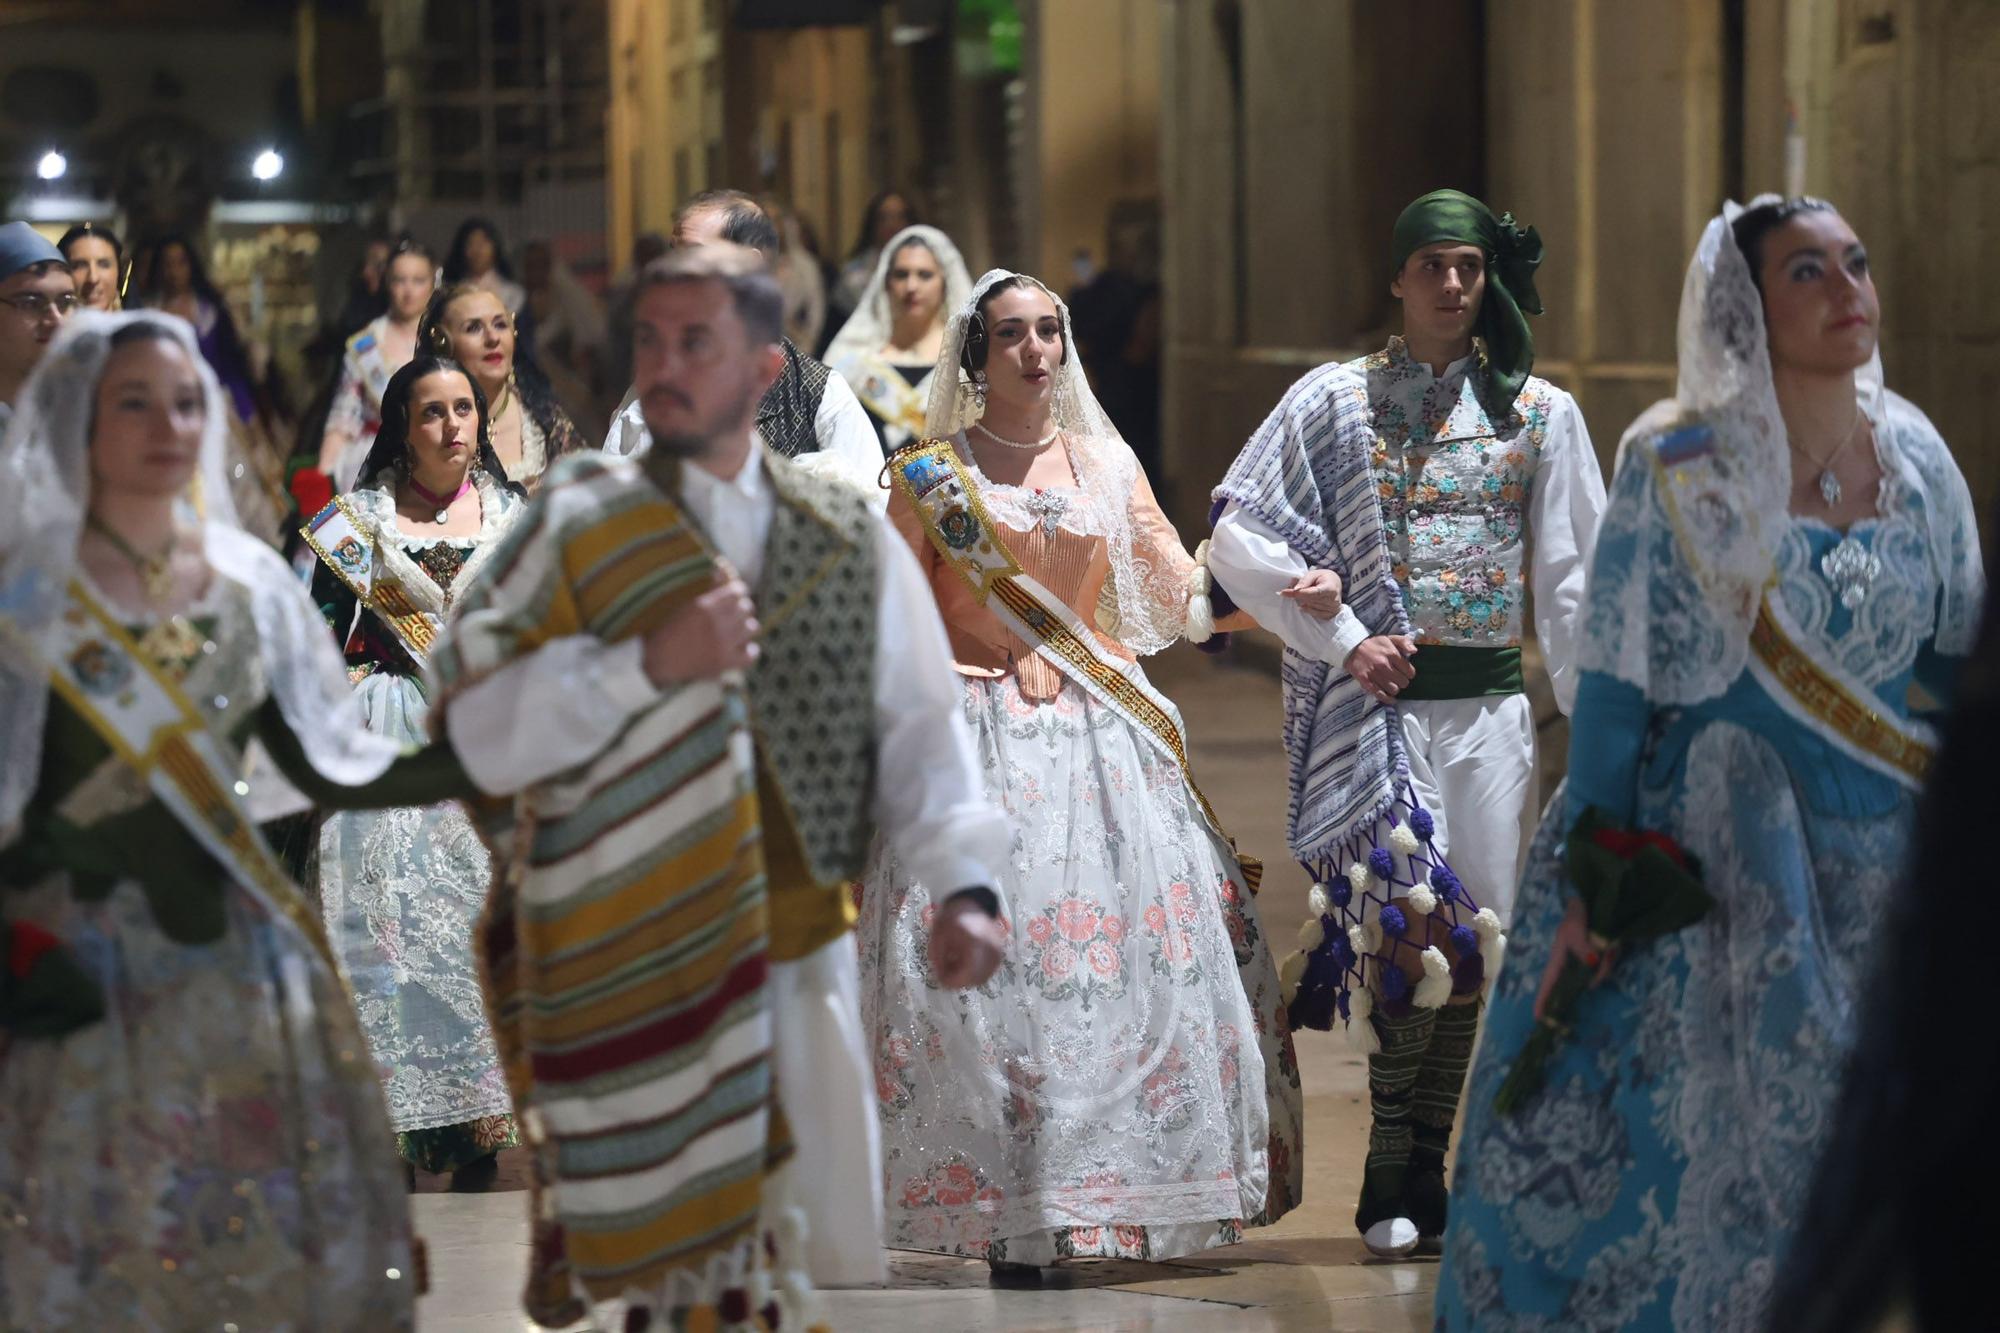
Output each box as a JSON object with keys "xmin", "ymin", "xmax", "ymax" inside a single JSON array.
[
  {"xmin": 928, "ymin": 893, "xmax": 1008, "ymax": 989},
  {"xmin": 1278, "ymin": 568, "xmax": 1344, "ymax": 620},
  {"xmin": 1345, "ymin": 634, "xmax": 1417, "ymax": 704},
  {"xmin": 641, "ymin": 564, "xmax": 760, "ymax": 687}
]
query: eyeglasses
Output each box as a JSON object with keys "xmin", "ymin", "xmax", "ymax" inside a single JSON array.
[{"xmin": 1, "ymin": 292, "xmax": 80, "ymax": 319}]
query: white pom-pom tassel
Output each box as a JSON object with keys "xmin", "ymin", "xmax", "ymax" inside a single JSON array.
[
  {"xmin": 1472, "ymin": 908, "xmax": 1507, "ymax": 978},
  {"xmin": 1389, "ymin": 823, "xmax": 1420, "ymax": 856},
  {"xmin": 1414, "ymin": 946, "xmax": 1453, "ymax": 1008},
  {"xmin": 1407, "ymin": 882, "xmax": 1437, "ymax": 915},
  {"xmin": 1278, "ymin": 950, "xmax": 1307, "ymax": 1000},
  {"xmin": 1346, "ymin": 986, "xmax": 1380, "ymax": 1053},
  {"xmin": 1347, "ymin": 862, "xmax": 1370, "ymax": 897},
  {"xmin": 1297, "ymin": 917, "xmax": 1325, "ymax": 951},
  {"xmin": 1308, "ymin": 883, "xmax": 1332, "ymax": 918},
  {"xmin": 1188, "ymin": 563, "xmax": 1213, "ymax": 596},
  {"xmin": 1194, "ymin": 538, "xmax": 1212, "ymax": 565},
  {"xmin": 1347, "ymin": 919, "xmax": 1381, "ymax": 956},
  {"xmin": 1185, "ymin": 591, "xmax": 1216, "ymax": 643}
]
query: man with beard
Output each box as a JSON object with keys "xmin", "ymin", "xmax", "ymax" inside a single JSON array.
[
  {"xmin": 429, "ymin": 244, "xmax": 1008, "ymax": 1326},
  {"xmin": 0, "ymin": 222, "xmax": 77, "ymax": 433},
  {"xmin": 604, "ymin": 191, "xmax": 885, "ymax": 506}
]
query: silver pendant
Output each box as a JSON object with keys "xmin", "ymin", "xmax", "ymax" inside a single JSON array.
[
  {"xmin": 1818, "ymin": 468, "xmax": 1842, "ymax": 506},
  {"xmin": 434, "ymin": 509, "xmax": 450, "ymax": 525},
  {"xmin": 1820, "ymin": 536, "xmax": 1882, "ymax": 611}
]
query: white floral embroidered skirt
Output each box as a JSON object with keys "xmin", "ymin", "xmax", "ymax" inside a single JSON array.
[
  {"xmin": 315, "ymin": 671, "xmax": 513, "ymax": 1136},
  {"xmin": 859, "ymin": 669, "xmax": 1304, "ymax": 1264}
]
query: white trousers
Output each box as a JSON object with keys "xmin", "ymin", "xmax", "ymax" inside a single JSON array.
[
  {"xmin": 1398, "ymin": 694, "xmax": 1539, "ymax": 926},
  {"xmin": 764, "ymin": 934, "xmax": 887, "ymax": 1287}
]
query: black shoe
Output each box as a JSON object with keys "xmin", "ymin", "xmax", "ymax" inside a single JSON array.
[
  {"xmin": 448, "ymin": 1152, "xmax": 501, "ymax": 1193},
  {"xmin": 987, "ymin": 1258, "xmax": 1044, "ymax": 1287},
  {"xmin": 1405, "ymin": 1166, "xmax": 1449, "ymax": 1249}
]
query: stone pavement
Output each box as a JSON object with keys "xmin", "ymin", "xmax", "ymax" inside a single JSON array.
[{"xmin": 415, "ymin": 643, "xmax": 1460, "ymax": 1332}]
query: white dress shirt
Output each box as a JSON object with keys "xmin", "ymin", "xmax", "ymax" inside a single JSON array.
[
  {"xmin": 1209, "ymin": 390, "xmax": 1605, "ymax": 715},
  {"xmin": 444, "ymin": 443, "xmax": 1008, "ymax": 903},
  {"xmin": 602, "ymin": 371, "xmax": 888, "ymax": 511}
]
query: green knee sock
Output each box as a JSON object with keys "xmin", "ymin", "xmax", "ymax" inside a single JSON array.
[
  {"xmin": 1357, "ymin": 1005, "xmax": 1438, "ymax": 1228},
  {"xmin": 1410, "ymin": 996, "xmax": 1484, "ymax": 1177}
]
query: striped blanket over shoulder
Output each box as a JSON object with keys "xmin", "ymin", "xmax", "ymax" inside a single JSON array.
[
  {"xmin": 1211, "ymin": 361, "xmax": 1410, "ymax": 865},
  {"xmin": 427, "ymin": 451, "xmax": 798, "ymax": 1326}
]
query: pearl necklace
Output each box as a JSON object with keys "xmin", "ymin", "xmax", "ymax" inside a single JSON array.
[{"xmin": 972, "ymin": 421, "xmax": 1061, "ymax": 451}]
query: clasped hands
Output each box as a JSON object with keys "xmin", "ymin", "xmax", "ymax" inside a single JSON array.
[{"xmin": 635, "ymin": 560, "xmax": 1006, "ymax": 990}]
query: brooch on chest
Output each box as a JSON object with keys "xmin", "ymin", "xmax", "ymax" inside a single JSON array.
[
  {"xmin": 1021, "ymin": 489, "xmax": 1071, "ymax": 539},
  {"xmin": 1820, "ymin": 536, "xmax": 1883, "ymax": 611}
]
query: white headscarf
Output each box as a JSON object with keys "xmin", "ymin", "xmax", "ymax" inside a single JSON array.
[
  {"xmin": 1586, "ymin": 197, "xmax": 1980, "ymax": 706},
  {"xmin": 0, "ymin": 310, "xmax": 396, "ymax": 835},
  {"xmin": 921, "ymin": 268, "xmax": 1189, "ymax": 654},
  {"xmin": 825, "ymin": 225, "xmax": 972, "ymax": 378}
]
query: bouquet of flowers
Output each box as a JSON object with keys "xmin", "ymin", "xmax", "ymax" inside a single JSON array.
[{"xmin": 1492, "ymin": 806, "xmax": 1713, "ymax": 1115}]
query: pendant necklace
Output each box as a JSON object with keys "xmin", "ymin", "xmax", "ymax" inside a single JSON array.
[
  {"xmin": 406, "ymin": 473, "xmax": 473, "ymax": 524},
  {"xmin": 1789, "ymin": 406, "xmax": 1866, "ymax": 507},
  {"xmin": 86, "ymin": 513, "xmax": 205, "ymax": 669},
  {"xmin": 973, "ymin": 421, "xmax": 1061, "ymax": 451}
]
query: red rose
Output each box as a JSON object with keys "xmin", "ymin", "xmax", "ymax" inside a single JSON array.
[
  {"xmin": 289, "ymin": 467, "xmax": 334, "ymax": 517},
  {"xmin": 7, "ymin": 921, "xmax": 59, "ymax": 980},
  {"xmin": 1591, "ymin": 826, "xmax": 1692, "ymax": 871}
]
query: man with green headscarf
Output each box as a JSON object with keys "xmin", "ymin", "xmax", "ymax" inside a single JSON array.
[{"xmin": 1206, "ymin": 188, "xmax": 1604, "ymax": 1258}]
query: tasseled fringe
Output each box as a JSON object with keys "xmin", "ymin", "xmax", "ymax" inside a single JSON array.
[
  {"xmin": 1413, "ymin": 946, "xmax": 1453, "ymax": 1008},
  {"xmin": 1346, "ymin": 986, "xmax": 1381, "ymax": 1053},
  {"xmin": 1473, "ymin": 908, "xmax": 1507, "ymax": 979},
  {"xmin": 1407, "ymin": 882, "xmax": 1437, "ymax": 915},
  {"xmin": 1186, "ymin": 541, "xmax": 1217, "ymax": 643}
]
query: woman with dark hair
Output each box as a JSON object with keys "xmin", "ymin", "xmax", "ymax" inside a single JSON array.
[
  {"xmin": 824, "ymin": 224, "xmax": 972, "ymax": 454},
  {"xmin": 860, "ymin": 269, "xmax": 1306, "ymax": 1275},
  {"xmin": 418, "ymin": 280, "xmax": 582, "ymax": 491},
  {"xmin": 57, "ymin": 222, "xmax": 123, "ymax": 312},
  {"xmin": 1432, "ymin": 198, "xmax": 1984, "ymax": 1330},
  {"xmin": 319, "ymin": 235, "xmax": 437, "ymax": 490},
  {"xmin": 302, "ymin": 354, "xmax": 524, "ymax": 1190},
  {"xmin": 828, "ymin": 188, "xmax": 918, "ymax": 342},
  {"xmin": 139, "ymin": 233, "xmax": 289, "ymax": 541},
  {"xmin": 440, "ymin": 216, "xmax": 526, "ymax": 315}
]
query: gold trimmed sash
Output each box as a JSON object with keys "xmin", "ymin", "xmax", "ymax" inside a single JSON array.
[
  {"xmin": 43, "ymin": 580, "xmax": 337, "ymax": 965},
  {"xmin": 846, "ymin": 354, "xmax": 930, "ymax": 445},
  {"xmin": 1748, "ymin": 592, "xmax": 1934, "ymax": 789},
  {"xmin": 891, "ymin": 438, "xmax": 1261, "ymax": 890},
  {"xmin": 301, "ymin": 497, "xmax": 439, "ymax": 662}
]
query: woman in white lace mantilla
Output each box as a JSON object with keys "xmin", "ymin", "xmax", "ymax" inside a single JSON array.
[
  {"xmin": 305, "ymin": 355, "xmax": 525, "ymax": 1189},
  {"xmin": 858, "ymin": 269, "xmax": 1307, "ymax": 1272},
  {"xmin": 1434, "ymin": 200, "xmax": 1984, "ymax": 1330},
  {"xmin": 823, "ymin": 224, "xmax": 971, "ymax": 456}
]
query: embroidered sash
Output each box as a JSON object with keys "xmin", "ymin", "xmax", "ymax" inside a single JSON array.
[
  {"xmin": 348, "ymin": 325, "xmax": 396, "ymax": 413},
  {"xmin": 845, "ymin": 354, "xmax": 930, "ymax": 446},
  {"xmin": 42, "ymin": 580, "xmax": 336, "ymax": 965},
  {"xmin": 892, "ymin": 438, "xmax": 1260, "ymax": 890},
  {"xmin": 1748, "ymin": 591, "xmax": 1934, "ymax": 789},
  {"xmin": 301, "ymin": 498, "xmax": 440, "ymax": 663}
]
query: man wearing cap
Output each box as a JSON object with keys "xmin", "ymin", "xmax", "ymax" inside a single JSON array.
[
  {"xmin": 1206, "ymin": 189, "xmax": 1605, "ymax": 1256},
  {"xmin": 0, "ymin": 222, "xmax": 77, "ymax": 433}
]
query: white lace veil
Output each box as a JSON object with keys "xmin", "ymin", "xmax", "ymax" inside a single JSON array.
[
  {"xmin": 1586, "ymin": 197, "xmax": 1889, "ymax": 702},
  {"xmin": 924, "ymin": 269, "xmax": 1188, "ymax": 654},
  {"xmin": 823, "ymin": 224, "xmax": 973, "ymax": 377},
  {"xmin": 0, "ymin": 310, "xmax": 396, "ymax": 836}
]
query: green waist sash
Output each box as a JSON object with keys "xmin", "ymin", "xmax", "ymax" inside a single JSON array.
[{"xmin": 1399, "ymin": 645, "xmax": 1524, "ymax": 701}]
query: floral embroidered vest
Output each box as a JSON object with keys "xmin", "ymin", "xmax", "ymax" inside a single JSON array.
[{"xmin": 1348, "ymin": 338, "xmax": 1555, "ymax": 648}]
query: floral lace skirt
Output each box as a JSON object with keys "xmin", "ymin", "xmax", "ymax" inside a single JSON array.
[
  {"xmin": 316, "ymin": 671, "xmax": 515, "ymax": 1151},
  {"xmin": 859, "ymin": 669, "xmax": 1303, "ymax": 1264},
  {"xmin": 1435, "ymin": 722, "xmax": 1912, "ymax": 1331},
  {"xmin": 0, "ymin": 877, "xmax": 415, "ymax": 1331}
]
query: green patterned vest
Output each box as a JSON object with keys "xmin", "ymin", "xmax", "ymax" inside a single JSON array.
[{"xmin": 748, "ymin": 448, "xmax": 880, "ymax": 891}]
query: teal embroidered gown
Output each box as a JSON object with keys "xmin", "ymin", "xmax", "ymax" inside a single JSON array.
[{"xmin": 1433, "ymin": 397, "xmax": 1982, "ymax": 1331}]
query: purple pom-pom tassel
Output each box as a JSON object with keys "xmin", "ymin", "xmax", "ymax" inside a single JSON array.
[
  {"xmin": 1449, "ymin": 925, "xmax": 1479, "ymax": 956},
  {"xmin": 1331, "ymin": 879, "xmax": 1353, "ymax": 909},
  {"xmin": 1433, "ymin": 865, "xmax": 1463, "ymax": 903},
  {"xmin": 1369, "ymin": 846, "xmax": 1396, "ymax": 881},
  {"xmin": 1379, "ymin": 905, "xmax": 1408, "ymax": 938},
  {"xmin": 1381, "ymin": 965, "xmax": 1410, "ymax": 1003},
  {"xmin": 1409, "ymin": 807, "xmax": 1435, "ymax": 841}
]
